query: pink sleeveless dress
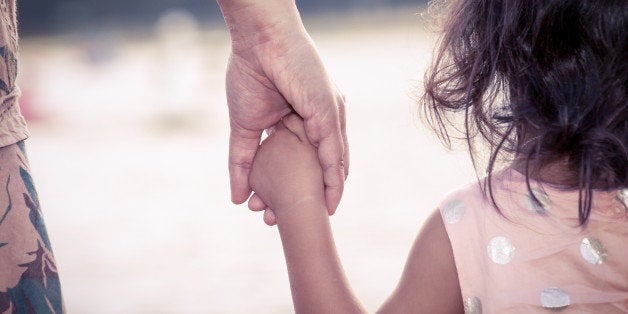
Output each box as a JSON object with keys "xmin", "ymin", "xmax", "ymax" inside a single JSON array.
[{"xmin": 440, "ymin": 169, "xmax": 628, "ymax": 313}]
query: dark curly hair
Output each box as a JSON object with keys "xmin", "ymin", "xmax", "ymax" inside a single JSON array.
[{"xmin": 422, "ymin": 0, "xmax": 627, "ymax": 224}]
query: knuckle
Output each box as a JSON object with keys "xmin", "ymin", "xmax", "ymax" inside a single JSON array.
[
  {"xmin": 322, "ymin": 161, "xmax": 346, "ymax": 187},
  {"xmin": 229, "ymin": 157, "xmax": 253, "ymax": 170}
]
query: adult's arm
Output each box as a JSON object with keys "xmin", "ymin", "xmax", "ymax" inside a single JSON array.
[{"xmin": 216, "ymin": 0, "xmax": 349, "ymax": 219}]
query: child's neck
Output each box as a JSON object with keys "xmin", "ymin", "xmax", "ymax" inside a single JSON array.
[
  {"xmin": 512, "ymin": 157, "xmax": 621, "ymax": 191},
  {"xmin": 511, "ymin": 157, "xmax": 580, "ymax": 189}
]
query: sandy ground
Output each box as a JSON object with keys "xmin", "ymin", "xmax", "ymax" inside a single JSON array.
[{"xmin": 19, "ymin": 7, "xmax": 475, "ymax": 313}]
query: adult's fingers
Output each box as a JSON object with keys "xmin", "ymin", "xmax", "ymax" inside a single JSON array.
[
  {"xmin": 338, "ymin": 92, "xmax": 350, "ymax": 179},
  {"xmin": 301, "ymin": 96, "xmax": 347, "ymax": 215},
  {"xmin": 306, "ymin": 121, "xmax": 345, "ymax": 214},
  {"xmin": 319, "ymin": 137, "xmax": 345, "ymax": 215},
  {"xmin": 229, "ymin": 123, "xmax": 263, "ymax": 204},
  {"xmin": 282, "ymin": 114, "xmax": 308, "ymax": 141}
]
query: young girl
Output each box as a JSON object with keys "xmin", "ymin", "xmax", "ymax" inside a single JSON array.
[{"xmin": 248, "ymin": 0, "xmax": 627, "ymax": 312}]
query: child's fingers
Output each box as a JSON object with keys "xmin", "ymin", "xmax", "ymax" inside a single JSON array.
[
  {"xmin": 265, "ymin": 126, "xmax": 276, "ymax": 136},
  {"xmin": 282, "ymin": 114, "xmax": 308, "ymax": 142},
  {"xmin": 248, "ymin": 193, "xmax": 267, "ymax": 212},
  {"xmin": 263, "ymin": 209, "xmax": 277, "ymax": 226}
]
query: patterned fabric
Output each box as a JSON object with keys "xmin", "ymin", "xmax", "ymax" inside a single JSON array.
[
  {"xmin": 440, "ymin": 169, "xmax": 628, "ymax": 313},
  {"xmin": 0, "ymin": 142, "xmax": 62, "ymax": 313},
  {"xmin": 0, "ymin": 0, "xmax": 29, "ymax": 148},
  {"xmin": 0, "ymin": 1, "xmax": 62, "ymax": 312}
]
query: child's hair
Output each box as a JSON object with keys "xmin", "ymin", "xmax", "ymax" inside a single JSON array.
[{"xmin": 422, "ymin": 0, "xmax": 627, "ymax": 224}]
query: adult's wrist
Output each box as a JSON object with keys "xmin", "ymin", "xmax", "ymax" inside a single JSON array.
[{"xmin": 217, "ymin": 0, "xmax": 305, "ymax": 50}]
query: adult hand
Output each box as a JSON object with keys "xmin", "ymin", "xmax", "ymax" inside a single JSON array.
[{"xmin": 218, "ymin": 0, "xmax": 349, "ymax": 224}]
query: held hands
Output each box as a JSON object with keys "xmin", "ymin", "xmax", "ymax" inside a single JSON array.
[
  {"xmin": 249, "ymin": 115, "xmax": 326, "ymax": 224},
  {"xmin": 218, "ymin": 0, "xmax": 348, "ymax": 223}
]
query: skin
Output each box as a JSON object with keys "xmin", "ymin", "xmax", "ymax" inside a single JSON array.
[
  {"xmin": 249, "ymin": 115, "xmax": 464, "ymax": 313},
  {"xmin": 216, "ymin": 0, "xmax": 349, "ymax": 224}
]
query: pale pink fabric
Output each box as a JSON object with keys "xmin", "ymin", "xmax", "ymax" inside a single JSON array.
[
  {"xmin": 440, "ymin": 169, "xmax": 628, "ymax": 313},
  {"xmin": 0, "ymin": 0, "xmax": 28, "ymax": 148}
]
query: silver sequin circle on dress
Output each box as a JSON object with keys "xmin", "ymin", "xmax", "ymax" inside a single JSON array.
[
  {"xmin": 617, "ymin": 189, "xmax": 628, "ymax": 209},
  {"xmin": 442, "ymin": 200, "xmax": 466, "ymax": 224},
  {"xmin": 464, "ymin": 296, "xmax": 482, "ymax": 314},
  {"xmin": 540, "ymin": 287, "xmax": 570, "ymax": 311},
  {"xmin": 525, "ymin": 188, "xmax": 552, "ymax": 214},
  {"xmin": 580, "ymin": 237, "xmax": 607, "ymax": 265},
  {"xmin": 487, "ymin": 236, "xmax": 516, "ymax": 265}
]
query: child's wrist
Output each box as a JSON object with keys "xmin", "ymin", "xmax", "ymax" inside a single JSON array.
[{"xmin": 274, "ymin": 197, "xmax": 328, "ymax": 224}]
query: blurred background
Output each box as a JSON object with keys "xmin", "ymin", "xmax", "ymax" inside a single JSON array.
[{"xmin": 18, "ymin": 0, "xmax": 475, "ymax": 312}]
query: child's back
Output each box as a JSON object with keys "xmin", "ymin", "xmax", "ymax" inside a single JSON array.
[
  {"xmin": 423, "ymin": 0, "xmax": 628, "ymax": 311},
  {"xmin": 441, "ymin": 169, "xmax": 627, "ymax": 312}
]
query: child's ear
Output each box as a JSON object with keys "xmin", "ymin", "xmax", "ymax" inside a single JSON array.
[{"xmin": 282, "ymin": 114, "xmax": 308, "ymax": 142}]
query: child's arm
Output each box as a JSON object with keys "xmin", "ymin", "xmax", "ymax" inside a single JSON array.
[
  {"xmin": 250, "ymin": 114, "xmax": 364, "ymax": 313},
  {"xmin": 377, "ymin": 210, "xmax": 464, "ymax": 313},
  {"xmin": 250, "ymin": 114, "xmax": 463, "ymax": 313},
  {"xmin": 275, "ymin": 192, "xmax": 363, "ymax": 313}
]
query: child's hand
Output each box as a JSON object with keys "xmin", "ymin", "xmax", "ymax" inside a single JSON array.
[{"xmin": 249, "ymin": 114, "xmax": 326, "ymax": 218}]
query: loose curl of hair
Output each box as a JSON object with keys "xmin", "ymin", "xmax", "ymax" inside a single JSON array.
[{"xmin": 422, "ymin": 0, "xmax": 628, "ymax": 224}]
